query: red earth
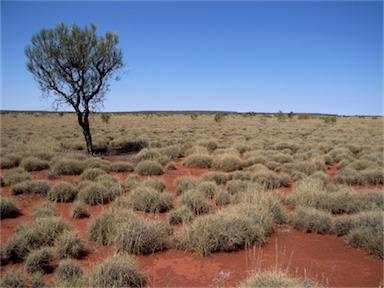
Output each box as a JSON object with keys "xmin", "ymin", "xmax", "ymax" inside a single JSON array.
[{"xmin": 1, "ymin": 159, "xmax": 383, "ymax": 287}]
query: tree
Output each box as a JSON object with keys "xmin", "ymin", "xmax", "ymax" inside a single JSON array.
[{"xmin": 25, "ymin": 23, "xmax": 124, "ymax": 154}]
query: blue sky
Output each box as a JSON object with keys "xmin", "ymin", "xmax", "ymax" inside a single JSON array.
[{"xmin": 1, "ymin": 1, "xmax": 383, "ymax": 115}]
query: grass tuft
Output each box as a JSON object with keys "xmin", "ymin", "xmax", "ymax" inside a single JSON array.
[
  {"xmin": 238, "ymin": 270, "xmax": 301, "ymax": 288},
  {"xmin": 0, "ymin": 268, "xmax": 24, "ymax": 288},
  {"xmin": 48, "ymin": 182, "xmax": 78, "ymax": 202},
  {"xmin": 11, "ymin": 180, "xmax": 49, "ymax": 196},
  {"xmin": 56, "ymin": 259, "xmax": 83, "ymax": 283},
  {"xmin": 20, "ymin": 156, "xmax": 49, "ymax": 171},
  {"xmin": 54, "ymin": 231, "xmax": 85, "ymax": 259},
  {"xmin": 183, "ymin": 154, "xmax": 213, "ymax": 168},
  {"xmin": 24, "ymin": 247, "xmax": 53, "ymax": 274},
  {"xmin": 134, "ymin": 160, "xmax": 164, "ymax": 176},
  {"xmin": 0, "ymin": 197, "xmax": 21, "ymax": 219},
  {"xmin": 129, "ymin": 187, "xmax": 173, "ymax": 213},
  {"xmin": 290, "ymin": 206, "xmax": 332, "ymax": 234},
  {"xmin": 212, "ymin": 154, "xmax": 243, "ymax": 172},
  {"xmin": 1, "ymin": 168, "xmax": 32, "ymax": 187},
  {"xmin": 86, "ymin": 255, "xmax": 144, "ymax": 288}
]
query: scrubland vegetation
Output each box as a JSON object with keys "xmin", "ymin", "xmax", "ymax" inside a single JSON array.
[{"xmin": 0, "ymin": 112, "xmax": 383, "ymax": 287}]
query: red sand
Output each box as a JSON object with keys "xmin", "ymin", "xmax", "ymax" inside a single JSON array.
[{"xmin": 1, "ymin": 159, "xmax": 383, "ymax": 287}]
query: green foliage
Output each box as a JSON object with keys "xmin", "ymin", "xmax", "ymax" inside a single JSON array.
[{"xmin": 275, "ymin": 110, "xmax": 285, "ymax": 121}]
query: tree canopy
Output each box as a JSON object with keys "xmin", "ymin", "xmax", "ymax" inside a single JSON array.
[{"xmin": 25, "ymin": 23, "xmax": 124, "ymax": 154}]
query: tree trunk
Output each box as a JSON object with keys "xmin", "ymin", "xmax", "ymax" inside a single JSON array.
[{"xmin": 77, "ymin": 111, "xmax": 94, "ymax": 155}]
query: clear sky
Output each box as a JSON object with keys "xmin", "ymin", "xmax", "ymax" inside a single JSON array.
[{"xmin": 1, "ymin": 1, "xmax": 383, "ymax": 115}]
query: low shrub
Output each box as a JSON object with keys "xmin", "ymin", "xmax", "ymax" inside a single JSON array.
[
  {"xmin": 212, "ymin": 154, "xmax": 243, "ymax": 172},
  {"xmin": 86, "ymin": 255, "xmax": 144, "ymax": 287},
  {"xmin": 141, "ymin": 178, "xmax": 167, "ymax": 192},
  {"xmin": 130, "ymin": 187, "xmax": 173, "ymax": 213},
  {"xmin": 166, "ymin": 162, "xmax": 177, "ymax": 170},
  {"xmin": 122, "ymin": 175, "xmax": 141, "ymax": 191},
  {"xmin": 290, "ymin": 206, "xmax": 332, "ymax": 234},
  {"xmin": 183, "ymin": 154, "xmax": 213, "ymax": 168},
  {"xmin": 173, "ymin": 204, "xmax": 270, "ymax": 256},
  {"xmin": 1, "ymin": 167, "xmax": 32, "ymax": 187},
  {"xmin": 10, "ymin": 180, "xmax": 49, "ymax": 196},
  {"xmin": 0, "ymin": 154, "xmax": 21, "ymax": 169},
  {"xmin": 55, "ymin": 231, "xmax": 85, "ymax": 259},
  {"xmin": 134, "ymin": 160, "xmax": 164, "ymax": 176},
  {"xmin": 174, "ymin": 176, "xmax": 201, "ymax": 196},
  {"xmin": 178, "ymin": 190, "xmax": 212, "ymax": 215},
  {"xmin": 24, "ymin": 247, "xmax": 53, "ymax": 274},
  {"xmin": 251, "ymin": 170, "xmax": 281, "ymax": 189},
  {"xmin": 80, "ymin": 168, "xmax": 107, "ymax": 181},
  {"xmin": 71, "ymin": 202, "xmax": 89, "ymax": 218},
  {"xmin": 334, "ymin": 168, "xmax": 364, "ymax": 185},
  {"xmin": 215, "ymin": 190, "xmax": 231, "ymax": 206},
  {"xmin": 0, "ymin": 197, "xmax": 21, "ymax": 219},
  {"xmin": 56, "ymin": 259, "xmax": 83, "ymax": 283},
  {"xmin": 239, "ymin": 270, "xmax": 301, "ymax": 288},
  {"xmin": 197, "ymin": 181, "xmax": 219, "ymax": 199},
  {"xmin": 52, "ymin": 159, "xmax": 85, "ymax": 175},
  {"xmin": 20, "ymin": 156, "xmax": 49, "ymax": 171},
  {"xmin": 0, "ymin": 268, "xmax": 24, "ymax": 288},
  {"xmin": 84, "ymin": 158, "xmax": 110, "ymax": 172},
  {"xmin": 225, "ymin": 179, "xmax": 250, "ymax": 195},
  {"xmin": 361, "ymin": 168, "xmax": 384, "ymax": 185},
  {"xmin": 78, "ymin": 182, "xmax": 120, "ymax": 205},
  {"xmin": 202, "ymin": 172, "xmax": 229, "ymax": 185},
  {"xmin": 343, "ymin": 211, "xmax": 383, "ymax": 258},
  {"xmin": 48, "ymin": 182, "xmax": 78, "ymax": 202},
  {"xmin": 5, "ymin": 217, "xmax": 69, "ymax": 262},
  {"xmin": 31, "ymin": 201, "xmax": 56, "ymax": 219},
  {"xmin": 89, "ymin": 209, "xmax": 167, "ymax": 255},
  {"xmin": 110, "ymin": 162, "xmax": 134, "ymax": 172},
  {"xmin": 168, "ymin": 205, "xmax": 194, "ymax": 225}
]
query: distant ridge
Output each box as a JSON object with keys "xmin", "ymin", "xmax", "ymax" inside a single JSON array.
[{"xmin": 0, "ymin": 109, "xmax": 378, "ymax": 117}]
